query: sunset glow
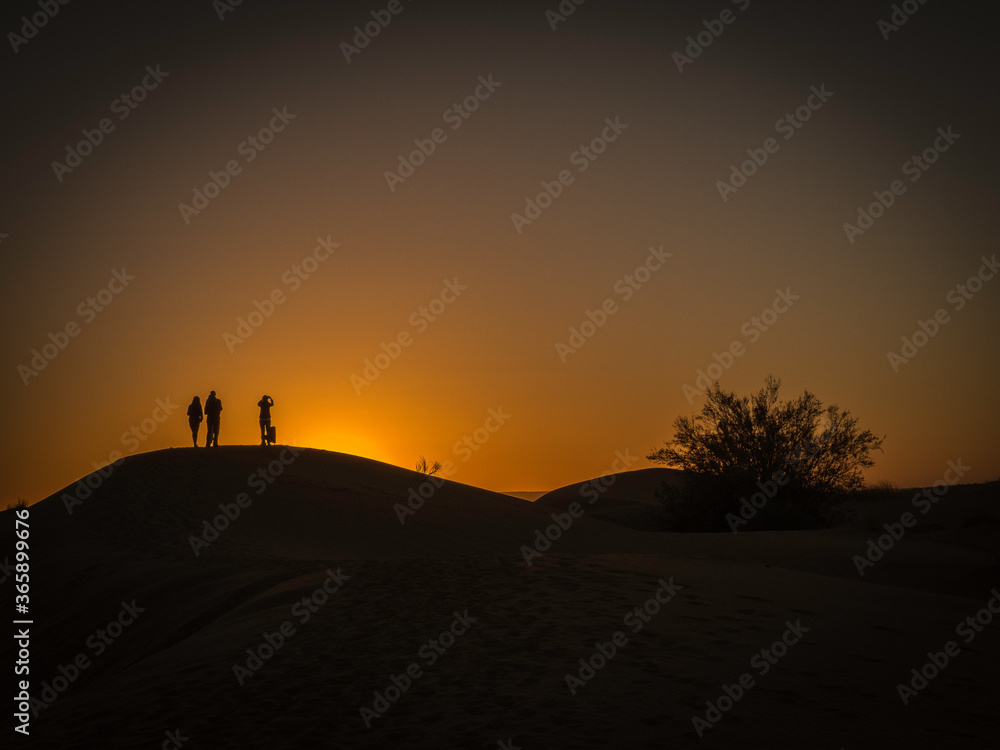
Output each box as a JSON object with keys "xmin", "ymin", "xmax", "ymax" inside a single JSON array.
[{"xmin": 4, "ymin": 0, "xmax": 998, "ymax": 506}]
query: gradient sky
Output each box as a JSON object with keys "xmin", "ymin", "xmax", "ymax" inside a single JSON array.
[{"xmin": 3, "ymin": 0, "xmax": 998, "ymax": 505}]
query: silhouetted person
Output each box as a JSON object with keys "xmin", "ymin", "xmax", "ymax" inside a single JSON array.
[
  {"xmin": 187, "ymin": 396, "xmax": 203, "ymax": 447},
  {"xmin": 205, "ymin": 390, "xmax": 223, "ymax": 447},
  {"xmin": 258, "ymin": 394, "xmax": 274, "ymax": 446}
]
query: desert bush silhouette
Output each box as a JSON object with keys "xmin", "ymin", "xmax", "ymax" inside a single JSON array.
[
  {"xmin": 416, "ymin": 456, "xmax": 442, "ymax": 476},
  {"xmin": 648, "ymin": 375, "xmax": 884, "ymax": 531}
]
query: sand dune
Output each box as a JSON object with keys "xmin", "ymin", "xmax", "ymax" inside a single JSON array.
[
  {"xmin": 535, "ymin": 467, "xmax": 686, "ymax": 530},
  {"xmin": 538, "ymin": 466, "xmax": 687, "ymax": 507},
  {"xmin": 14, "ymin": 447, "xmax": 1000, "ymax": 748}
]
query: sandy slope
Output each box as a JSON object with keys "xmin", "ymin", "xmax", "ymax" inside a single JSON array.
[{"xmin": 11, "ymin": 447, "xmax": 1000, "ymax": 749}]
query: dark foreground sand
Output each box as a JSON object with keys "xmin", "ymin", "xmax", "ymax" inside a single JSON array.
[{"xmin": 11, "ymin": 447, "xmax": 1000, "ymax": 748}]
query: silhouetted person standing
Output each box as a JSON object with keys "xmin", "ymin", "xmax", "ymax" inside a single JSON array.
[
  {"xmin": 258, "ymin": 394, "xmax": 274, "ymax": 446},
  {"xmin": 187, "ymin": 396, "xmax": 203, "ymax": 447},
  {"xmin": 205, "ymin": 390, "xmax": 223, "ymax": 447}
]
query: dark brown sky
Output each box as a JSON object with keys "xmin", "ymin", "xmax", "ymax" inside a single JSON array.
[{"xmin": 3, "ymin": 0, "xmax": 998, "ymax": 503}]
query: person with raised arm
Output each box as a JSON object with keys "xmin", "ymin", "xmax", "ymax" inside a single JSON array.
[{"xmin": 258, "ymin": 394, "xmax": 274, "ymax": 446}]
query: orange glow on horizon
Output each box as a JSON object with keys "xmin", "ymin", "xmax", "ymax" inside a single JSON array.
[{"xmin": 4, "ymin": 2, "xmax": 998, "ymax": 506}]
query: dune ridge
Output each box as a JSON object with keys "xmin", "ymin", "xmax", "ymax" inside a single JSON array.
[{"xmin": 16, "ymin": 447, "xmax": 999, "ymax": 748}]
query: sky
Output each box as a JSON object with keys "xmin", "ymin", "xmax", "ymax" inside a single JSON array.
[{"xmin": 3, "ymin": 0, "xmax": 998, "ymax": 505}]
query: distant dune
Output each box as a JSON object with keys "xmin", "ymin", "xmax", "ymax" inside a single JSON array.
[
  {"xmin": 502, "ymin": 490, "xmax": 548, "ymax": 502},
  {"xmin": 536, "ymin": 467, "xmax": 686, "ymax": 530},
  {"xmin": 16, "ymin": 447, "xmax": 1000, "ymax": 748},
  {"xmin": 538, "ymin": 466, "xmax": 687, "ymax": 506}
]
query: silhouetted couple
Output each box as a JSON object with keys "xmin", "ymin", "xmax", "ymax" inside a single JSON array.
[
  {"xmin": 187, "ymin": 391, "xmax": 223, "ymax": 447},
  {"xmin": 185, "ymin": 392, "xmax": 271, "ymax": 447}
]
